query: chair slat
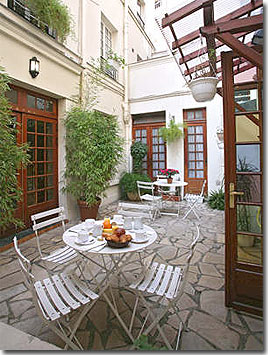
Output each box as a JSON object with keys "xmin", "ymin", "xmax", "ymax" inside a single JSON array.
[
  {"xmin": 69, "ymin": 274, "xmax": 99, "ymax": 300},
  {"xmin": 119, "ymin": 202, "xmax": 152, "ymax": 211},
  {"xmin": 147, "ymin": 263, "xmax": 166, "ymax": 293},
  {"xmin": 60, "ymin": 273, "xmax": 90, "ymax": 305},
  {"xmin": 156, "ymin": 265, "xmax": 173, "ymax": 296},
  {"xmin": 32, "ymin": 215, "xmax": 65, "ymax": 231},
  {"xmin": 42, "ymin": 246, "xmax": 71, "ymax": 260},
  {"xmin": 34, "ymin": 281, "xmax": 60, "ymax": 321},
  {"xmin": 52, "ymin": 275, "xmax": 80, "ymax": 309},
  {"xmin": 166, "ymin": 267, "xmax": 182, "ymax": 299},
  {"xmin": 44, "ymin": 248, "xmax": 77, "ymax": 264},
  {"xmin": 43, "ymin": 278, "xmax": 70, "ymax": 315},
  {"xmin": 137, "ymin": 262, "xmax": 158, "ymax": 291}
]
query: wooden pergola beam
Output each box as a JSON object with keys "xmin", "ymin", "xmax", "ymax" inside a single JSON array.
[
  {"xmin": 216, "ymin": 32, "xmax": 263, "ymax": 68},
  {"xmin": 200, "ymin": 14, "xmax": 263, "ymax": 36},
  {"xmin": 203, "ymin": 4, "xmax": 216, "ymax": 75},
  {"xmin": 162, "ymin": 0, "xmax": 216, "ymax": 28},
  {"xmin": 172, "ymin": 0, "xmax": 263, "ymax": 49}
]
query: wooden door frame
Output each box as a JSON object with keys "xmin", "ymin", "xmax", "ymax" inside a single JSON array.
[
  {"xmin": 183, "ymin": 108, "xmax": 208, "ymax": 195},
  {"xmin": 222, "ymin": 50, "xmax": 263, "ymax": 316}
]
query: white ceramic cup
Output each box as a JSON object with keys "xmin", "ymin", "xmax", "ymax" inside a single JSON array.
[
  {"xmin": 85, "ymin": 219, "xmax": 95, "ymax": 231},
  {"xmin": 77, "ymin": 230, "xmax": 89, "ymax": 243},
  {"xmin": 123, "ymin": 217, "xmax": 132, "ymax": 230},
  {"xmin": 113, "ymin": 214, "xmax": 124, "ymax": 225},
  {"xmin": 92, "ymin": 224, "xmax": 103, "ymax": 237},
  {"xmin": 133, "ymin": 216, "xmax": 143, "ymax": 230}
]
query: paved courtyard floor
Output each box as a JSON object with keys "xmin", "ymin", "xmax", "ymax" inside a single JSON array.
[{"xmin": 0, "ymin": 201, "xmax": 263, "ymax": 350}]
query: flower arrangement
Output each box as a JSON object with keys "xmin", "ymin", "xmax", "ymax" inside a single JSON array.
[{"xmin": 159, "ymin": 169, "xmax": 179, "ymax": 178}]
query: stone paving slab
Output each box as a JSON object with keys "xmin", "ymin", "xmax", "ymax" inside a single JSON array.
[{"xmin": 0, "ymin": 201, "xmax": 263, "ymax": 350}]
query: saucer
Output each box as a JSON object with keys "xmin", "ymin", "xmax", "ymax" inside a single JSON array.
[
  {"xmin": 128, "ymin": 232, "xmax": 149, "ymax": 244},
  {"xmin": 75, "ymin": 237, "xmax": 95, "ymax": 245}
]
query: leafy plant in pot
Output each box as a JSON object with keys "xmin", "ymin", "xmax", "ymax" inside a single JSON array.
[
  {"xmin": 64, "ymin": 108, "xmax": 124, "ymax": 220},
  {"xmin": 159, "ymin": 118, "xmax": 184, "ymax": 144},
  {"xmin": 188, "ymin": 47, "xmax": 219, "ymax": 102},
  {"xmin": 119, "ymin": 172, "xmax": 151, "ymax": 201}
]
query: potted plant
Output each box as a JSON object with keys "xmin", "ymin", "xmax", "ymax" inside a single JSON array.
[
  {"xmin": 119, "ymin": 172, "xmax": 151, "ymax": 201},
  {"xmin": 159, "ymin": 118, "xmax": 184, "ymax": 143},
  {"xmin": 0, "ymin": 69, "xmax": 29, "ymax": 231},
  {"xmin": 188, "ymin": 48, "xmax": 219, "ymax": 102},
  {"xmin": 130, "ymin": 140, "xmax": 148, "ymax": 174},
  {"xmin": 64, "ymin": 108, "xmax": 124, "ymax": 220},
  {"xmin": 159, "ymin": 168, "xmax": 179, "ymax": 184}
]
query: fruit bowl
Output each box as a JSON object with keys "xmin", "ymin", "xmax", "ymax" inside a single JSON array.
[{"xmin": 106, "ymin": 240, "xmax": 130, "ymax": 248}]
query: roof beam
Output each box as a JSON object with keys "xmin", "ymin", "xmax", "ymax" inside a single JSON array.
[
  {"xmin": 203, "ymin": 4, "xmax": 216, "ymax": 75},
  {"xmin": 216, "ymin": 32, "xmax": 263, "ymax": 68},
  {"xmin": 200, "ymin": 14, "xmax": 263, "ymax": 36},
  {"xmin": 172, "ymin": 0, "xmax": 263, "ymax": 49},
  {"xmin": 162, "ymin": 0, "xmax": 216, "ymax": 28}
]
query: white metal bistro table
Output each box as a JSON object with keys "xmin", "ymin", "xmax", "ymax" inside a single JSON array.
[
  {"xmin": 153, "ymin": 180, "xmax": 188, "ymax": 216},
  {"xmin": 63, "ymin": 221, "xmax": 158, "ymax": 342}
]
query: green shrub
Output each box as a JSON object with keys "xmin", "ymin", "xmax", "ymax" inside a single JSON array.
[
  {"xmin": 130, "ymin": 141, "xmax": 148, "ymax": 173},
  {"xmin": 119, "ymin": 172, "xmax": 151, "ymax": 200},
  {"xmin": 207, "ymin": 188, "xmax": 225, "ymax": 210},
  {"xmin": 133, "ymin": 335, "xmax": 167, "ymax": 351}
]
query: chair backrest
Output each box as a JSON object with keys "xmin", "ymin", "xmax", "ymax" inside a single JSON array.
[
  {"xmin": 13, "ymin": 237, "xmax": 34, "ymax": 288},
  {"xmin": 200, "ymin": 180, "xmax": 207, "ymax": 197},
  {"xmin": 31, "ymin": 206, "xmax": 66, "ymax": 257},
  {"xmin": 137, "ymin": 181, "xmax": 154, "ymax": 199}
]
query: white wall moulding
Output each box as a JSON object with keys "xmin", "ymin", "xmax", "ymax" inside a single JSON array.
[{"xmin": 188, "ymin": 77, "xmax": 219, "ymax": 102}]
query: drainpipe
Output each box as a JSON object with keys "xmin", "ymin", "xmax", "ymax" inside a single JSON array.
[{"xmin": 123, "ymin": 0, "xmax": 131, "ymax": 172}]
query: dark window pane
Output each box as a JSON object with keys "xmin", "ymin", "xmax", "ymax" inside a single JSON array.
[
  {"xmin": 37, "ymin": 190, "xmax": 45, "ymax": 203},
  {"xmin": 27, "ymin": 178, "xmax": 36, "ymax": 191},
  {"xmin": 37, "ymin": 163, "xmax": 44, "ymax": 175},
  {"xmin": 46, "ymin": 123, "xmax": 53, "ymax": 134},
  {"xmin": 37, "ymin": 121, "xmax": 45, "ymax": 133},
  {"xmin": 46, "ymin": 189, "xmax": 53, "ymax": 201},
  {"xmin": 29, "ymin": 149, "xmax": 35, "ymax": 161},
  {"xmin": 36, "ymin": 97, "xmax": 45, "ymax": 110},
  {"xmin": 27, "ymin": 192, "xmax": 36, "ymax": 206},
  {"xmin": 47, "ymin": 175, "xmax": 53, "ymax": 187},
  {"xmin": 37, "ymin": 176, "xmax": 45, "ymax": 189},
  {"xmin": 27, "ymin": 94, "xmax": 35, "ymax": 108},
  {"xmin": 46, "ymin": 136, "xmax": 53, "ymax": 147},
  {"xmin": 6, "ymin": 88, "xmax": 18, "ymax": 104},
  {"xmin": 27, "ymin": 163, "xmax": 35, "ymax": 176},
  {"xmin": 27, "ymin": 119, "xmax": 35, "ymax": 132},
  {"xmin": 236, "ymin": 174, "xmax": 261, "ymax": 203},
  {"xmin": 37, "ymin": 135, "xmax": 44, "ymax": 147},
  {"xmin": 236, "ymin": 144, "xmax": 260, "ymax": 172},
  {"xmin": 37, "ymin": 149, "xmax": 44, "ymax": 161},
  {"xmin": 27, "ymin": 133, "xmax": 35, "ymax": 146},
  {"xmin": 46, "ymin": 100, "xmax": 54, "ymax": 112},
  {"xmin": 46, "ymin": 163, "xmax": 53, "ymax": 173},
  {"xmin": 46, "ymin": 149, "xmax": 53, "ymax": 161}
]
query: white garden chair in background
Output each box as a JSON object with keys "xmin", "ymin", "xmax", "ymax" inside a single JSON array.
[
  {"xmin": 127, "ymin": 225, "xmax": 200, "ymax": 350},
  {"xmin": 31, "ymin": 207, "xmax": 81, "ymax": 271},
  {"xmin": 182, "ymin": 180, "xmax": 206, "ymax": 220},
  {"xmin": 13, "ymin": 236, "xmax": 99, "ymax": 350},
  {"xmin": 137, "ymin": 181, "xmax": 162, "ymax": 220}
]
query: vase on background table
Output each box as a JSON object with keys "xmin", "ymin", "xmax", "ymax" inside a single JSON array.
[{"xmin": 167, "ymin": 177, "xmax": 173, "ymax": 184}]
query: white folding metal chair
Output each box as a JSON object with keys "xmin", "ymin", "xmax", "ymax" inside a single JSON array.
[
  {"xmin": 128, "ymin": 225, "xmax": 200, "ymax": 350},
  {"xmin": 13, "ymin": 236, "xmax": 99, "ymax": 350},
  {"xmin": 137, "ymin": 181, "xmax": 162, "ymax": 220},
  {"xmin": 156, "ymin": 174, "xmax": 180, "ymax": 206},
  {"xmin": 182, "ymin": 180, "xmax": 206, "ymax": 220},
  {"xmin": 31, "ymin": 207, "xmax": 80, "ymax": 270}
]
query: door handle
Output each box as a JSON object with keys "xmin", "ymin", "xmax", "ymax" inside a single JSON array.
[{"xmin": 229, "ymin": 182, "xmax": 244, "ymax": 209}]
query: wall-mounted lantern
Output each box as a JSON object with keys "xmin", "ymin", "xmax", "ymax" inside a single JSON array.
[
  {"xmin": 29, "ymin": 57, "xmax": 40, "ymax": 78},
  {"xmin": 216, "ymin": 127, "xmax": 224, "ymax": 149}
]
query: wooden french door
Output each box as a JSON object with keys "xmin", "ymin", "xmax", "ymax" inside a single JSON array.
[
  {"xmin": 183, "ymin": 109, "xmax": 207, "ymax": 194},
  {"xmin": 222, "ymin": 51, "xmax": 263, "ymax": 316},
  {"xmin": 133, "ymin": 123, "xmax": 166, "ymax": 179}
]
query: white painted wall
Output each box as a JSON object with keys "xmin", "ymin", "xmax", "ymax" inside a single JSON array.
[{"xmin": 129, "ymin": 54, "xmax": 224, "ymax": 193}]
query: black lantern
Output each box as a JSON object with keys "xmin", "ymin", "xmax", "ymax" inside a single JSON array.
[{"xmin": 29, "ymin": 57, "xmax": 40, "ymax": 78}]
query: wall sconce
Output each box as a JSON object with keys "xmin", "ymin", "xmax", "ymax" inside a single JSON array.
[
  {"xmin": 216, "ymin": 127, "xmax": 224, "ymax": 149},
  {"xmin": 29, "ymin": 57, "xmax": 40, "ymax": 78}
]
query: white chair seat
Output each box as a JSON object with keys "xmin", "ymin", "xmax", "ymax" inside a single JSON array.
[
  {"xmin": 42, "ymin": 246, "xmax": 78, "ymax": 265},
  {"xmin": 140, "ymin": 194, "xmax": 162, "ymax": 202}
]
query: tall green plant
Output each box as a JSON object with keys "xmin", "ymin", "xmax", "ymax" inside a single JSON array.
[
  {"xmin": 130, "ymin": 141, "xmax": 148, "ymax": 173},
  {"xmin": 0, "ymin": 69, "xmax": 29, "ymax": 230},
  {"xmin": 64, "ymin": 109, "xmax": 124, "ymax": 206},
  {"xmin": 25, "ymin": 0, "xmax": 72, "ymax": 42},
  {"xmin": 159, "ymin": 119, "xmax": 184, "ymax": 143}
]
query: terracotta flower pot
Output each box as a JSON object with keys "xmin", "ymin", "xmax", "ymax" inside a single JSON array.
[
  {"xmin": 167, "ymin": 178, "xmax": 173, "ymax": 184},
  {"xmin": 127, "ymin": 192, "xmax": 140, "ymax": 201},
  {"xmin": 77, "ymin": 198, "xmax": 101, "ymax": 221}
]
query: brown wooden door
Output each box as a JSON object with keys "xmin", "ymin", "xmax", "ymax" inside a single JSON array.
[
  {"xmin": 183, "ymin": 109, "xmax": 207, "ymax": 194},
  {"xmin": 22, "ymin": 114, "xmax": 58, "ymax": 227},
  {"xmin": 133, "ymin": 123, "xmax": 166, "ymax": 179},
  {"xmin": 222, "ymin": 51, "xmax": 263, "ymax": 316}
]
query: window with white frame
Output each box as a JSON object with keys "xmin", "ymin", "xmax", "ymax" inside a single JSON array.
[{"xmin": 101, "ymin": 22, "xmax": 112, "ymax": 59}]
